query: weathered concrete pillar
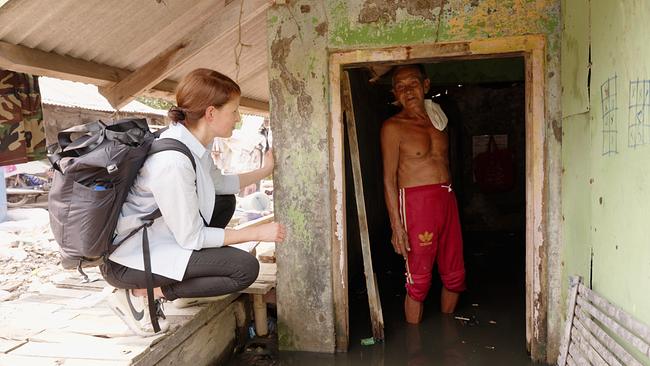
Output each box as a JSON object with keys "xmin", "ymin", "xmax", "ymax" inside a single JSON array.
[{"xmin": 268, "ymin": 2, "xmax": 335, "ymax": 353}]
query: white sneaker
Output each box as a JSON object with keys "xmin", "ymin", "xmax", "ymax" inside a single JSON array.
[
  {"xmin": 172, "ymin": 295, "xmax": 230, "ymax": 309},
  {"xmin": 108, "ymin": 288, "xmax": 169, "ymax": 337}
]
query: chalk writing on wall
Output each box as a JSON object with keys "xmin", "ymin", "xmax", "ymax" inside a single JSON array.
[
  {"xmin": 628, "ymin": 79, "xmax": 650, "ymax": 148},
  {"xmin": 601, "ymin": 75, "xmax": 618, "ymax": 155}
]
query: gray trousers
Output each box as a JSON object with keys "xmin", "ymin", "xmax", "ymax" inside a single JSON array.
[{"xmin": 101, "ymin": 247, "xmax": 259, "ymax": 301}]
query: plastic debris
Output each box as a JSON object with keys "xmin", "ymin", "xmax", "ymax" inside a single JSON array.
[
  {"xmin": 489, "ymin": 320, "xmax": 497, "ymax": 324},
  {"xmin": 485, "ymin": 346, "xmax": 496, "ymax": 350},
  {"xmin": 455, "ymin": 315, "xmax": 479, "ymax": 326},
  {"xmin": 361, "ymin": 337, "xmax": 376, "ymax": 346}
]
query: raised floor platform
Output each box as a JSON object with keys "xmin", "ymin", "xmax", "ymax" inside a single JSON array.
[{"xmin": 0, "ymin": 268, "xmax": 251, "ymax": 366}]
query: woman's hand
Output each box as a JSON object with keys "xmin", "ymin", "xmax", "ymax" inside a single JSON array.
[
  {"xmin": 255, "ymin": 222, "xmax": 285, "ymax": 242},
  {"xmin": 262, "ymin": 149, "xmax": 274, "ymax": 173}
]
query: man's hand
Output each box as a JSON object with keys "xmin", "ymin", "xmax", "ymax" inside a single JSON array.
[{"xmin": 391, "ymin": 225, "xmax": 410, "ymax": 258}]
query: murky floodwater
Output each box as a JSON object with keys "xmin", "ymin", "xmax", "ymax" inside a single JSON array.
[{"xmin": 231, "ymin": 232, "xmax": 546, "ymax": 366}]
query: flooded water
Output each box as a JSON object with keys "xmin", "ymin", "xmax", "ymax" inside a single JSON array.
[{"xmin": 231, "ymin": 231, "xmax": 545, "ymax": 366}]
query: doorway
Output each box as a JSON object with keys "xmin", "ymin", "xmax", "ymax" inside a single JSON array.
[{"xmin": 329, "ymin": 36, "xmax": 547, "ymax": 361}]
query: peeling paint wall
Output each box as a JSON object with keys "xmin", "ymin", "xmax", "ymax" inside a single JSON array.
[
  {"xmin": 561, "ymin": 0, "xmax": 650, "ymax": 354},
  {"xmin": 268, "ymin": 0, "xmax": 561, "ymax": 359}
]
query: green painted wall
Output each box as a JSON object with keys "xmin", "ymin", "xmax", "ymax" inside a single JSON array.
[
  {"xmin": 562, "ymin": 0, "xmax": 650, "ymax": 363},
  {"xmin": 269, "ymin": 0, "xmax": 561, "ymax": 360}
]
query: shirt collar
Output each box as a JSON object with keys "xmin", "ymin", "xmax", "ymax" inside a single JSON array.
[{"xmin": 162, "ymin": 122, "xmax": 210, "ymax": 158}]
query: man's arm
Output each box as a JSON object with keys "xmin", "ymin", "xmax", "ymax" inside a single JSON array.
[{"xmin": 381, "ymin": 121, "xmax": 409, "ymax": 257}]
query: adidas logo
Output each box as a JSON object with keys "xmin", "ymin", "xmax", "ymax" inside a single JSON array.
[{"xmin": 418, "ymin": 231, "xmax": 433, "ymax": 246}]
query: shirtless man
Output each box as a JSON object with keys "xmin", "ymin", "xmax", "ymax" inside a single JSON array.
[{"xmin": 381, "ymin": 64, "xmax": 466, "ymax": 324}]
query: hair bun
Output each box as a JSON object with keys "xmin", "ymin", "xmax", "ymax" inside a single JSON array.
[{"xmin": 168, "ymin": 106, "xmax": 186, "ymax": 122}]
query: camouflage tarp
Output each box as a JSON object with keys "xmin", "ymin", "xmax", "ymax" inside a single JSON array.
[{"xmin": 0, "ymin": 69, "xmax": 46, "ymax": 166}]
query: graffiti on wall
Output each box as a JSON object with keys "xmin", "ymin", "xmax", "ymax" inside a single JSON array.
[
  {"xmin": 628, "ymin": 79, "xmax": 650, "ymax": 148},
  {"xmin": 601, "ymin": 75, "xmax": 618, "ymax": 156}
]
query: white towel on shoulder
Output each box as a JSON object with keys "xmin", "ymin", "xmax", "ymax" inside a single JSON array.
[{"xmin": 424, "ymin": 99, "xmax": 448, "ymax": 131}]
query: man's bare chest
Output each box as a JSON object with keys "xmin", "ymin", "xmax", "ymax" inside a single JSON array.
[{"xmin": 399, "ymin": 124, "xmax": 448, "ymax": 157}]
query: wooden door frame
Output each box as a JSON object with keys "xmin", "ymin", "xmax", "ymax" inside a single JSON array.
[{"xmin": 328, "ymin": 35, "xmax": 548, "ymax": 359}]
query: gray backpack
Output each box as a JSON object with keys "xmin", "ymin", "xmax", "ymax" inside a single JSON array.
[
  {"xmin": 48, "ymin": 119, "xmax": 195, "ymax": 276},
  {"xmin": 49, "ymin": 119, "xmax": 196, "ymax": 333}
]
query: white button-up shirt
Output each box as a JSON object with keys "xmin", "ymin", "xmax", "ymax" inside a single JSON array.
[{"xmin": 109, "ymin": 123, "xmax": 240, "ymax": 280}]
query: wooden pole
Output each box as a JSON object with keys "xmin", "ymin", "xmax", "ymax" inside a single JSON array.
[
  {"xmin": 341, "ymin": 70, "xmax": 384, "ymax": 341},
  {"xmin": 252, "ymin": 294, "xmax": 268, "ymax": 337}
]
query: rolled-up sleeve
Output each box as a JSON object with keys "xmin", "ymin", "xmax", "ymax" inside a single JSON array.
[
  {"xmin": 145, "ymin": 152, "xmax": 225, "ymax": 250},
  {"xmin": 210, "ymin": 167, "xmax": 240, "ymax": 194}
]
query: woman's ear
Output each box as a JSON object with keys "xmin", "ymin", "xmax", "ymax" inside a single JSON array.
[{"xmin": 205, "ymin": 105, "xmax": 216, "ymax": 121}]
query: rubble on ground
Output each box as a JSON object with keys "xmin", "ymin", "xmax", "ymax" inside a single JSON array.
[{"xmin": 0, "ymin": 208, "xmax": 62, "ymax": 302}]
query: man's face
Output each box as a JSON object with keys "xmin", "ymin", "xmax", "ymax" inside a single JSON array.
[{"xmin": 392, "ymin": 67, "xmax": 430, "ymax": 110}]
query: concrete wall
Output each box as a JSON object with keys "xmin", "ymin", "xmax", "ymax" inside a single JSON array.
[
  {"xmin": 268, "ymin": 0, "xmax": 562, "ymax": 359},
  {"xmin": 561, "ymin": 0, "xmax": 650, "ymax": 340}
]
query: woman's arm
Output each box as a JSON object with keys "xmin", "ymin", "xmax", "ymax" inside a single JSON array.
[
  {"xmin": 238, "ymin": 149, "xmax": 274, "ymax": 188},
  {"xmin": 223, "ymin": 222, "xmax": 285, "ymax": 245}
]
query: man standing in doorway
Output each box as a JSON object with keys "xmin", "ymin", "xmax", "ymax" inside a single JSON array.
[{"xmin": 381, "ymin": 64, "xmax": 465, "ymax": 324}]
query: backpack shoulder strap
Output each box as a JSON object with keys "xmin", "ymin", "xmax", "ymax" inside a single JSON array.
[{"xmin": 148, "ymin": 138, "xmax": 197, "ymax": 172}]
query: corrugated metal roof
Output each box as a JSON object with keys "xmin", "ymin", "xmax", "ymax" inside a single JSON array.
[
  {"xmin": 0, "ymin": 0, "xmax": 269, "ymax": 103},
  {"xmin": 39, "ymin": 77, "xmax": 167, "ymax": 115}
]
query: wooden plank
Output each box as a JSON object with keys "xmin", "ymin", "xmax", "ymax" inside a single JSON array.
[
  {"xmin": 575, "ymin": 306, "xmax": 644, "ymax": 366},
  {"xmin": 573, "ymin": 316, "xmax": 622, "ymax": 366},
  {"xmin": 27, "ymin": 330, "xmax": 161, "ymax": 348},
  {"xmin": 8, "ymin": 338, "xmax": 148, "ymax": 361},
  {"xmin": 576, "ymin": 296, "xmax": 650, "ymax": 357},
  {"xmin": 341, "ymin": 70, "xmax": 384, "ymax": 341},
  {"xmin": 149, "ymin": 302, "xmax": 238, "ymax": 366},
  {"xmin": 0, "ymin": 354, "xmax": 128, "ymax": 366},
  {"xmin": 53, "ymin": 277, "xmax": 107, "ymax": 292},
  {"xmin": 0, "ymin": 338, "xmax": 26, "ymax": 353},
  {"xmin": 12, "ymin": 293, "xmax": 80, "ymax": 306},
  {"xmin": 567, "ymin": 341, "xmax": 588, "ymax": 365},
  {"xmin": 240, "ymin": 282, "xmax": 273, "ymax": 295},
  {"xmin": 571, "ymin": 325, "xmax": 608, "ymax": 365},
  {"xmin": 233, "ymin": 214, "xmax": 274, "ymax": 230},
  {"xmin": 566, "ymin": 354, "xmax": 577, "ymax": 366},
  {"xmin": 99, "ymin": 0, "xmax": 270, "ymax": 109},
  {"xmin": 131, "ymin": 293, "xmax": 238, "ymax": 365},
  {"xmin": 557, "ymin": 276, "xmax": 581, "ymax": 366},
  {"xmin": 55, "ymin": 312, "xmax": 134, "ymax": 338},
  {"xmin": 37, "ymin": 285, "xmax": 92, "ymax": 299},
  {"xmin": 578, "ymin": 284, "xmax": 650, "ymax": 346}
]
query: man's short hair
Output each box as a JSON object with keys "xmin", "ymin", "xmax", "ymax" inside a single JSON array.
[{"xmin": 391, "ymin": 64, "xmax": 427, "ymax": 86}]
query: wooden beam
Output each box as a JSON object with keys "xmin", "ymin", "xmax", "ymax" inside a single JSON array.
[
  {"xmin": 0, "ymin": 41, "xmax": 269, "ymax": 114},
  {"xmin": 99, "ymin": 0, "xmax": 270, "ymax": 110},
  {"xmin": 0, "ymin": 41, "xmax": 173, "ymax": 97}
]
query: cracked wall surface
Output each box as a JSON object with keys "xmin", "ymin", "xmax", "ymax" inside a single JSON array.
[
  {"xmin": 561, "ymin": 2, "xmax": 650, "ymax": 363},
  {"xmin": 268, "ymin": 1, "xmax": 561, "ymax": 360}
]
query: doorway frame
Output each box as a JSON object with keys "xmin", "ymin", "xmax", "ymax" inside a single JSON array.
[{"xmin": 328, "ymin": 35, "xmax": 547, "ymax": 359}]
